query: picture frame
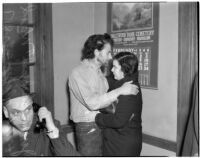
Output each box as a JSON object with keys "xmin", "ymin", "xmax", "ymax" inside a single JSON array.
[{"xmin": 107, "ymin": 2, "xmax": 159, "ymax": 89}]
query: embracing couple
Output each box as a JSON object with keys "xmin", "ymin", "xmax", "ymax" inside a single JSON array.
[{"xmin": 68, "ymin": 33, "xmax": 143, "ymax": 156}]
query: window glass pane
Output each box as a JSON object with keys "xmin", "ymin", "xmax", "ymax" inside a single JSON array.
[
  {"xmin": 28, "ymin": 27, "xmax": 35, "ymax": 63},
  {"xmin": 29, "ymin": 65, "xmax": 35, "ymax": 93},
  {"xmin": 3, "ymin": 25, "xmax": 36, "ymax": 93},
  {"xmin": 3, "ymin": 26, "xmax": 35, "ymax": 63},
  {"xmin": 3, "ymin": 4, "xmax": 37, "ymax": 94},
  {"xmin": 3, "ymin": 3, "xmax": 37, "ymax": 24}
]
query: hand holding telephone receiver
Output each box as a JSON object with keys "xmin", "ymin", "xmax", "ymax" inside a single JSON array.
[{"xmin": 32, "ymin": 103, "xmax": 46, "ymax": 133}]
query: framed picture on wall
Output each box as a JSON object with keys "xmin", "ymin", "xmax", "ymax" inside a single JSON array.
[
  {"xmin": 111, "ymin": 3, "xmax": 153, "ymax": 32},
  {"xmin": 107, "ymin": 2, "xmax": 159, "ymax": 89}
]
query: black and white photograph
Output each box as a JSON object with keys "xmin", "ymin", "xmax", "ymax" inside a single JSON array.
[{"xmin": 2, "ymin": 1, "xmax": 199, "ymax": 157}]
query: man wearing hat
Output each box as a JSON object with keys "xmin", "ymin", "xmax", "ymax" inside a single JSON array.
[{"xmin": 2, "ymin": 78, "xmax": 80, "ymax": 156}]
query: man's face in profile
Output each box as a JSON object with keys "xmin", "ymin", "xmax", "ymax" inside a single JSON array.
[
  {"xmin": 4, "ymin": 95, "xmax": 34, "ymax": 132},
  {"xmin": 97, "ymin": 43, "xmax": 112, "ymax": 66}
]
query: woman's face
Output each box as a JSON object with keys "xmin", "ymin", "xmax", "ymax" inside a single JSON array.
[{"xmin": 111, "ymin": 59, "xmax": 124, "ymax": 80}]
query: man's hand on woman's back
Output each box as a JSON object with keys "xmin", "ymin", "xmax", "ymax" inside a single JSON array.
[{"xmin": 119, "ymin": 81, "xmax": 139, "ymax": 96}]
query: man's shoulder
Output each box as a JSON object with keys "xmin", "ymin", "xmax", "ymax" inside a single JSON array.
[{"xmin": 69, "ymin": 62, "xmax": 90, "ymax": 78}]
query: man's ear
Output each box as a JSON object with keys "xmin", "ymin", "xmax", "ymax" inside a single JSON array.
[
  {"xmin": 3, "ymin": 106, "xmax": 9, "ymax": 118},
  {"xmin": 94, "ymin": 49, "xmax": 99, "ymax": 58}
]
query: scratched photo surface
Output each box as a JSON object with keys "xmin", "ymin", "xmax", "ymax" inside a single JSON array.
[{"xmin": 3, "ymin": 4, "xmax": 36, "ymax": 92}]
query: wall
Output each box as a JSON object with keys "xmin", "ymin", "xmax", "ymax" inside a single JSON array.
[
  {"xmin": 52, "ymin": 2, "xmax": 178, "ymax": 156},
  {"xmin": 94, "ymin": 2, "xmax": 178, "ymax": 155},
  {"xmin": 94, "ymin": 3, "xmax": 107, "ymax": 33},
  {"xmin": 52, "ymin": 3, "xmax": 95, "ymax": 124},
  {"xmin": 142, "ymin": 2, "xmax": 178, "ymax": 141},
  {"xmin": 94, "ymin": 2, "xmax": 178, "ymax": 142}
]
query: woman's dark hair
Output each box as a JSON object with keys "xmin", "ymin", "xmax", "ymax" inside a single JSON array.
[
  {"xmin": 113, "ymin": 52, "xmax": 138, "ymax": 77},
  {"xmin": 81, "ymin": 33, "xmax": 114, "ymax": 60}
]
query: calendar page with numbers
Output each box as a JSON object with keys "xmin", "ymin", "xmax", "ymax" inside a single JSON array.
[{"xmin": 107, "ymin": 2, "xmax": 159, "ymax": 89}]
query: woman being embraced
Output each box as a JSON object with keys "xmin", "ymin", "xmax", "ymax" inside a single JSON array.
[{"xmin": 95, "ymin": 51, "xmax": 143, "ymax": 156}]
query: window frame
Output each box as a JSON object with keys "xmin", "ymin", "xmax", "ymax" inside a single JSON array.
[
  {"xmin": 2, "ymin": 3, "xmax": 54, "ymax": 116},
  {"xmin": 34, "ymin": 3, "xmax": 54, "ymax": 116}
]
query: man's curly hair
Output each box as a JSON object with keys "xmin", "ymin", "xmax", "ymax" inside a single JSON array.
[{"xmin": 81, "ymin": 33, "xmax": 114, "ymax": 60}]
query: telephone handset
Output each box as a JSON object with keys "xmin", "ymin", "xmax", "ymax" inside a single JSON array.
[{"xmin": 32, "ymin": 103, "xmax": 46, "ymax": 133}]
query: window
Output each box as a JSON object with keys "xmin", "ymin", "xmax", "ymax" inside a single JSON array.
[
  {"xmin": 3, "ymin": 3, "xmax": 37, "ymax": 93},
  {"xmin": 3, "ymin": 3, "xmax": 54, "ymax": 115}
]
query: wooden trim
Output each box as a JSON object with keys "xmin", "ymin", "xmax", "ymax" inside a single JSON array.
[
  {"xmin": 142, "ymin": 133, "xmax": 177, "ymax": 152},
  {"xmin": 27, "ymin": 62, "xmax": 36, "ymax": 66},
  {"xmin": 3, "ymin": 23, "xmax": 35, "ymax": 27},
  {"xmin": 8, "ymin": 61, "xmax": 36, "ymax": 66},
  {"xmin": 177, "ymin": 2, "xmax": 198, "ymax": 156},
  {"xmin": 60, "ymin": 124, "xmax": 177, "ymax": 152},
  {"xmin": 34, "ymin": 4, "xmax": 54, "ymax": 116},
  {"xmin": 61, "ymin": 124, "xmax": 75, "ymax": 134}
]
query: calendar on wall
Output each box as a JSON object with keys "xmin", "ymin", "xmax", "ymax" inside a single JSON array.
[{"xmin": 107, "ymin": 2, "xmax": 159, "ymax": 89}]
